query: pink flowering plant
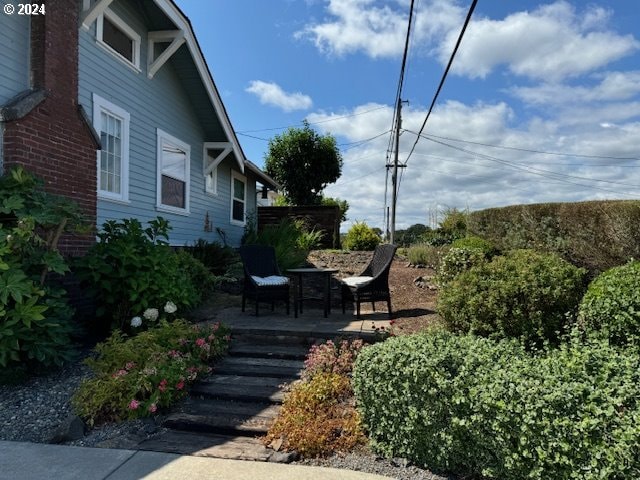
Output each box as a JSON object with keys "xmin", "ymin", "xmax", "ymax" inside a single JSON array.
[
  {"xmin": 303, "ymin": 338, "xmax": 366, "ymax": 380},
  {"xmin": 72, "ymin": 319, "xmax": 230, "ymax": 426}
]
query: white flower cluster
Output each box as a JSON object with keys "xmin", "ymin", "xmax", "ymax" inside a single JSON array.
[
  {"xmin": 130, "ymin": 316, "xmax": 142, "ymax": 328},
  {"xmin": 143, "ymin": 308, "xmax": 159, "ymax": 322},
  {"xmin": 164, "ymin": 301, "xmax": 177, "ymax": 314}
]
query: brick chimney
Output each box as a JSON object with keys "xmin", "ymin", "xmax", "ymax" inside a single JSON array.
[{"xmin": 3, "ymin": 0, "xmax": 98, "ymax": 256}]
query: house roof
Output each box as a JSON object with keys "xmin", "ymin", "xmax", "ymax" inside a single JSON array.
[
  {"xmin": 145, "ymin": 0, "xmax": 249, "ymax": 173},
  {"xmin": 244, "ymin": 159, "xmax": 280, "ymax": 190}
]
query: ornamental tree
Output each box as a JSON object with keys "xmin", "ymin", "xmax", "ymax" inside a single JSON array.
[{"xmin": 264, "ymin": 121, "xmax": 343, "ymax": 205}]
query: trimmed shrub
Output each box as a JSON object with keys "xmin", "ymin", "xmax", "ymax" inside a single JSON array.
[
  {"xmin": 188, "ymin": 239, "xmax": 240, "ymax": 277},
  {"xmin": 406, "ymin": 243, "xmax": 449, "ymax": 269},
  {"xmin": 468, "ymin": 200, "xmax": 640, "ymax": 275},
  {"xmin": 343, "ymin": 221, "xmax": 381, "ymax": 251},
  {"xmin": 175, "ymin": 249, "xmax": 216, "ymax": 303},
  {"xmin": 353, "ymin": 332, "xmax": 640, "ymax": 479},
  {"xmin": 579, "ymin": 261, "xmax": 640, "ymax": 345},
  {"xmin": 265, "ymin": 372, "xmax": 365, "ymax": 457},
  {"xmin": 76, "ymin": 218, "xmax": 200, "ymax": 333},
  {"xmin": 450, "ymin": 235, "xmax": 495, "ymax": 253},
  {"xmin": 73, "ymin": 320, "xmax": 230, "ymax": 426},
  {"xmin": 436, "ymin": 247, "xmax": 489, "ymax": 287},
  {"xmin": 438, "ymin": 249, "xmax": 586, "ymax": 343}
]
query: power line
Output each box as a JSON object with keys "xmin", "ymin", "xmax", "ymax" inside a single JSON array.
[
  {"xmin": 406, "ymin": 130, "xmax": 640, "ymax": 196},
  {"xmin": 405, "ymin": 0, "xmax": 478, "ymax": 164},
  {"xmin": 420, "ymin": 132, "xmax": 640, "ymax": 161}
]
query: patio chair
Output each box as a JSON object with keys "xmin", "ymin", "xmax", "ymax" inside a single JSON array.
[
  {"xmin": 239, "ymin": 244, "xmax": 290, "ymax": 317},
  {"xmin": 341, "ymin": 243, "xmax": 397, "ymax": 319}
]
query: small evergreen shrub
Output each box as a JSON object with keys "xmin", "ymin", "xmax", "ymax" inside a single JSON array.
[
  {"xmin": 76, "ymin": 218, "xmax": 200, "ymax": 332},
  {"xmin": 436, "ymin": 247, "xmax": 489, "ymax": 287},
  {"xmin": 353, "ymin": 332, "xmax": 640, "ymax": 480},
  {"xmin": 72, "ymin": 320, "xmax": 230, "ymax": 425},
  {"xmin": 438, "ymin": 249, "xmax": 586, "ymax": 343},
  {"xmin": 175, "ymin": 249, "xmax": 216, "ymax": 303},
  {"xmin": 343, "ymin": 221, "xmax": 381, "ymax": 251},
  {"xmin": 450, "ymin": 235, "xmax": 495, "ymax": 254},
  {"xmin": 0, "ymin": 167, "xmax": 82, "ymax": 372},
  {"xmin": 265, "ymin": 372, "xmax": 365, "ymax": 457},
  {"xmin": 579, "ymin": 261, "xmax": 640, "ymax": 345},
  {"xmin": 406, "ymin": 243, "xmax": 449, "ymax": 268}
]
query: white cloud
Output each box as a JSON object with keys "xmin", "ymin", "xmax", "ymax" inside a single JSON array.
[
  {"xmin": 511, "ymin": 71, "xmax": 640, "ymax": 105},
  {"xmin": 299, "ymin": 1, "xmax": 638, "ymax": 81},
  {"xmin": 246, "ymin": 80, "xmax": 313, "ymax": 112},
  {"xmin": 307, "ymin": 95, "xmax": 640, "ymax": 231},
  {"xmin": 450, "ymin": 2, "xmax": 639, "ymax": 81}
]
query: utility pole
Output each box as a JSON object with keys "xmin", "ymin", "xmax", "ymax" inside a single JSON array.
[{"xmin": 389, "ymin": 98, "xmax": 404, "ymax": 244}]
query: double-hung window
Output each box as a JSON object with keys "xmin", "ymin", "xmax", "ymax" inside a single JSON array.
[
  {"xmin": 96, "ymin": 8, "xmax": 141, "ymax": 70},
  {"xmin": 93, "ymin": 94, "xmax": 130, "ymax": 202},
  {"xmin": 230, "ymin": 171, "xmax": 246, "ymax": 225},
  {"xmin": 157, "ymin": 129, "xmax": 190, "ymax": 214}
]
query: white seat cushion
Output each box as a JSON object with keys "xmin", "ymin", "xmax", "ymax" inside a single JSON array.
[
  {"xmin": 251, "ymin": 275, "xmax": 289, "ymax": 286},
  {"xmin": 342, "ymin": 276, "xmax": 373, "ymax": 287}
]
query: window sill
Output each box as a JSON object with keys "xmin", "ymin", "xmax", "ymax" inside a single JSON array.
[
  {"xmin": 205, "ymin": 190, "xmax": 218, "ymax": 197},
  {"xmin": 98, "ymin": 193, "xmax": 130, "ymax": 205},
  {"xmin": 156, "ymin": 204, "xmax": 190, "ymax": 217}
]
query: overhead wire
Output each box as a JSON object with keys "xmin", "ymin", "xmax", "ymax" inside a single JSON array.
[{"xmin": 405, "ymin": 0, "xmax": 478, "ymax": 164}]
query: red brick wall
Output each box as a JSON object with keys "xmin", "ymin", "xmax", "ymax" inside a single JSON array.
[{"xmin": 3, "ymin": 0, "xmax": 97, "ymax": 256}]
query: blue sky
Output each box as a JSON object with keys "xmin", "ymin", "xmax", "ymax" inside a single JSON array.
[{"xmin": 178, "ymin": 0, "xmax": 640, "ymax": 230}]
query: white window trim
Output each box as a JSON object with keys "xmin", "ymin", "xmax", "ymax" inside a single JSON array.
[
  {"xmin": 203, "ymin": 150, "xmax": 218, "ymax": 196},
  {"xmin": 96, "ymin": 8, "xmax": 141, "ymax": 73},
  {"xmin": 93, "ymin": 93, "xmax": 130, "ymax": 204},
  {"xmin": 230, "ymin": 170, "xmax": 247, "ymax": 226},
  {"xmin": 156, "ymin": 128, "xmax": 191, "ymax": 216}
]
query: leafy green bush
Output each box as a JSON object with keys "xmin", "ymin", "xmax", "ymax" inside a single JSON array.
[
  {"xmin": 406, "ymin": 243, "xmax": 449, "ymax": 268},
  {"xmin": 438, "ymin": 249, "xmax": 586, "ymax": 343},
  {"xmin": 73, "ymin": 320, "xmax": 230, "ymax": 425},
  {"xmin": 0, "ymin": 167, "xmax": 82, "ymax": 372},
  {"xmin": 450, "ymin": 235, "xmax": 495, "ymax": 253},
  {"xmin": 243, "ymin": 218, "xmax": 321, "ymax": 271},
  {"xmin": 579, "ymin": 261, "xmax": 640, "ymax": 345},
  {"xmin": 436, "ymin": 247, "xmax": 489, "ymax": 287},
  {"xmin": 353, "ymin": 331, "xmax": 640, "ymax": 479},
  {"xmin": 188, "ymin": 239, "xmax": 240, "ymax": 277},
  {"xmin": 265, "ymin": 372, "xmax": 365, "ymax": 457},
  {"xmin": 343, "ymin": 221, "xmax": 381, "ymax": 251},
  {"xmin": 76, "ymin": 218, "xmax": 200, "ymax": 333},
  {"xmin": 175, "ymin": 249, "xmax": 216, "ymax": 303}
]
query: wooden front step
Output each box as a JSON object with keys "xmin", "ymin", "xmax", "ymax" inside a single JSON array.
[
  {"xmin": 164, "ymin": 398, "xmax": 280, "ymax": 435},
  {"xmin": 190, "ymin": 375, "xmax": 289, "ymax": 403},
  {"xmin": 214, "ymin": 356, "xmax": 304, "ymax": 378}
]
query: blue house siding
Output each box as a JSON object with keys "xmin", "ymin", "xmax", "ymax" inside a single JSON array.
[
  {"xmin": 78, "ymin": 0, "xmax": 256, "ymax": 246},
  {"xmin": 0, "ymin": 9, "xmax": 30, "ymax": 104}
]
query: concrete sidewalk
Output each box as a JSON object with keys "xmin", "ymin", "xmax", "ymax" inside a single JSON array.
[{"xmin": 0, "ymin": 441, "xmax": 393, "ymax": 480}]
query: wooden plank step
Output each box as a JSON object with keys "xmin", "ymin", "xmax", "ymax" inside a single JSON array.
[
  {"xmin": 214, "ymin": 357, "xmax": 304, "ymax": 378},
  {"xmin": 164, "ymin": 398, "xmax": 280, "ymax": 435},
  {"xmin": 229, "ymin": 343, "xmax": 309, "ymax": 361},
  {"xmin": 178, "ymin": 397, "xmax": 281, "ymax": 419},
  {"xmin": 137, "ymin": 430, "xmax": 273, "ymax": 461},
  {"xmin": 191, "ymin": 375, "xmax": 290, "ymax": 403}
]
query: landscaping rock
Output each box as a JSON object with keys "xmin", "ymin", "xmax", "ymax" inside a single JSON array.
[
  {"xmin": 48, "ymin": 414, "xmax": 86, "ymax": 443},
  {"xmin": 269, "ymin": 450, "xmax": 299, "ymax": 463}
]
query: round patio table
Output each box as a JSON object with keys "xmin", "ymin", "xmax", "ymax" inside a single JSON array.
[{"xmin": 286, "ymin": 268, "xmax": 339, "ymax": 318}]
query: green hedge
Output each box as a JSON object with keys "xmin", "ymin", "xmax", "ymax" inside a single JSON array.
[
  {"xmin": 579, "ymin": 261, "xmax": 640, "ymax": 345},
  {"xmin": 467, "ymin": 200, "xmax": 640, "ymax": 275},
  {"xmin": 353, "ymin": 332, "xmax": 640, "ymax": 479},
  {"xmin": 437, "ymin": 249, "xmax": 586, "ymax": 344}
]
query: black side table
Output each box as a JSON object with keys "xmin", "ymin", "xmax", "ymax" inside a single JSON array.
[{"xmin": 286, "ymin": 268, "xmax": 339, "ymax": 318}]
